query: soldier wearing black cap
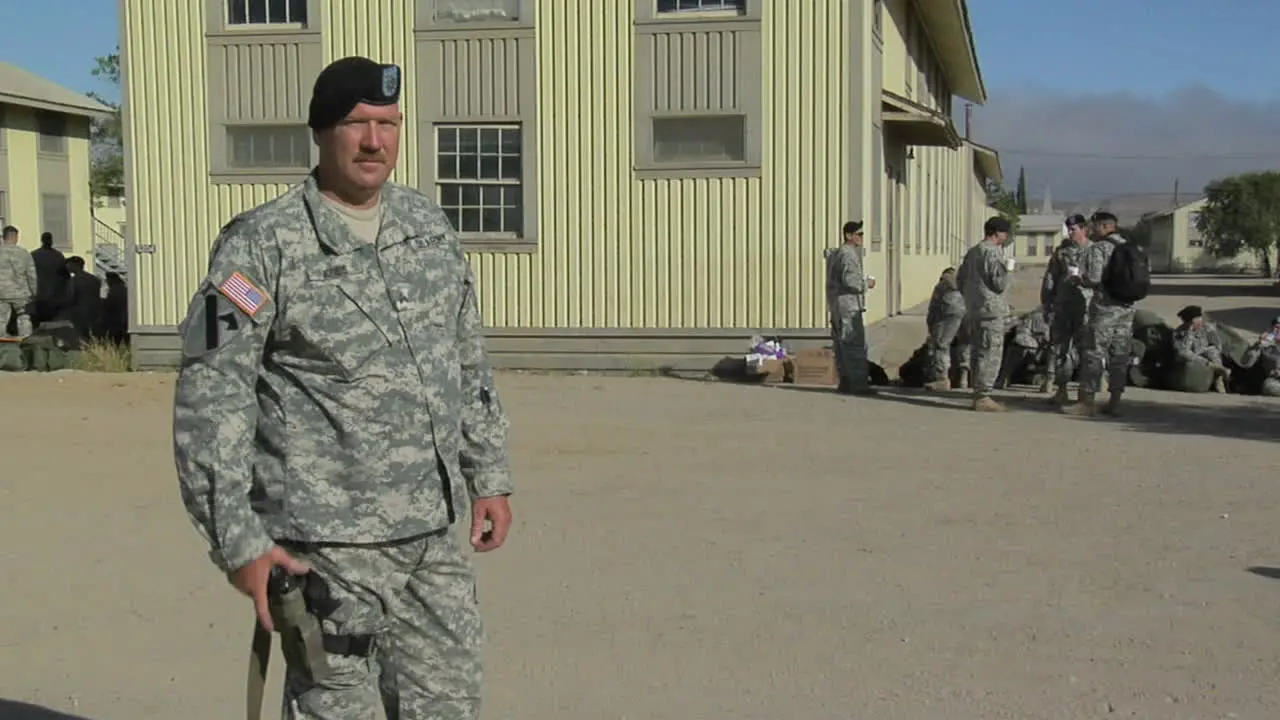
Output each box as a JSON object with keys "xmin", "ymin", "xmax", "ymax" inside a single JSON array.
[
  {"xmin": 825, "ymin": 220, "xmax": 878, "ymax": 395},
  {"xmin": 1061, "ymin": 210, "xmax": 1142, "ymax": 416},
  {"xmin": 171, "ymin": 55, "xmax": 513, "ymax": 720},
  {"xmin": 1172, "ymin": 304, "xmax": 1231, "ymax": 392},
  {"xmin": 1038, "ymin": 213, "xmax": 1092, "ymax": 403},
  {"xmin": 955, "ymin": 215, "xmax": 1016, "ymax": 411}
]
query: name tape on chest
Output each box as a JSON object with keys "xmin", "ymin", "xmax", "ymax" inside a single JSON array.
[{"xmin": 218, "ymin": 271, "xmax": 268, "ymax": 318}]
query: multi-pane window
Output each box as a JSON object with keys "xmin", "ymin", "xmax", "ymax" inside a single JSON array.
[
  {"xmin": 653, "ymin": 115, "xmax": 746, "ymax": 163},
  {"xmin": 1043, "ymin": 238, "xmax": 1054, "ymax": 256},
  {"xmin": 38, "ymin": 112, "xmax": 66, "ymax": 154},
  {"xmin": 1025, "ymin": 237, "xmax": 1037, "ymax": 256},
  {"xmin": 0, "ymin": 190, "xmax": 8, "ymax": 226},
  {"xmin": 656, "ymin": 0, "xmax": 744, "ymax": 13},
  {"xmin": 436, "ymin": 124, "xmax": 523, "ymax": 235},
  {"xmin": 227, "ymin": 125, "xmax": 311, "ymax": 169},
  {"xmin": 227, "ymin": 0, "xmax": 308, "ymax": 26},
  {"xmin": 435, "ymin": 0, "xmax": 520, "ymax": 22},
  {"xmin": 41, "ymin": 193, "xmax": 70, "ymax": 250}
]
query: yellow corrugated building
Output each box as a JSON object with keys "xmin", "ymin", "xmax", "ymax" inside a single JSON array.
[
  {"xmin": 121, "ymin": 0, "xmax": 1001, "ymax": 369},
  {"xmin": 0, "ymin": 62, "xmax": 112, "ymax": 263}
]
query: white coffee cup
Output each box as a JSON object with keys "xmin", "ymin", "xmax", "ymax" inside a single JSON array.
[
  {"xmin": 1067, "ymin": 265, "xmax": 1080, "ymax": 277},
  {"xmin": 1004, "ymin": 258, "xmax": 1016, "ymax": 272}
]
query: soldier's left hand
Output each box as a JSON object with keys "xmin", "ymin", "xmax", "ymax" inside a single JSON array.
[{"xmin": 471, "ymin": 495, "xmax": 513, "ymax": 552}]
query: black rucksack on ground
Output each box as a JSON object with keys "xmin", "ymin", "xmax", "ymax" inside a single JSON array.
[{"xmin": 1101, "ymin": 238, "xmax": 1151, "ymax": 303}]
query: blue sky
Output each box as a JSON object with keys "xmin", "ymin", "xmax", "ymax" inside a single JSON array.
[{"xmin": 1, "ymin": 0, "xmax": 1276, "ymax": 199}]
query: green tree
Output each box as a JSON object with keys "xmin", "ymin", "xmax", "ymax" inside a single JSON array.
[
  {"xmin": 1120, "ymin": 215, "xmax": 1154, "ymax": 249},
  {"xmin": 1194, "ymin": 171, "xmax": 1280, "ymax": 277},
  {"xmin": 1014, "ymin": 166, "xmax": 1028, "ymax": 214},
  {"xmin": 87, "ymin": 49, "xmax": 124, "ymax": 198},
  {"xmin": 985, "ymin": 181, "xmax": 1022, "ymax": 233}
]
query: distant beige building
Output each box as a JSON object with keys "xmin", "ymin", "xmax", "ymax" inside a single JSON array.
[
  {"xmin": 1013, "ymin": 187, "xmax": 1061, "ymax": 267},
  {"xmin": 1148, "ymin": 198, "xmax": 1263, "ymax": 274},
  {"xmin": 0, "ymin": 61, "xmax": 112, "ymax": 262},
  {"xmin": 121, "ymin": 0, "xmax": 1002, "ymax": 369}
]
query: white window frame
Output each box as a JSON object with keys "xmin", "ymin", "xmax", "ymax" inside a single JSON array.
[
  {"xmin": 225, "ymin": 0, "xmax": 309, "ymax": 28},
  {"xmin": 655, "ymin": 0, "xmax": 745, "ymax": 16},
  {"xmin": 434, "ymin": 123, "xmax": 525, "ymax": 239}
]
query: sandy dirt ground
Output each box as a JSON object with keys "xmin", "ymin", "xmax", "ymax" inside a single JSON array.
[{"xmin": 1, "ymin": 276, "xmax": 1277, "ymax": 720}]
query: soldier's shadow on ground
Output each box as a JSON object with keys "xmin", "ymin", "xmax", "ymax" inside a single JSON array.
[
  {"xmin": 1149, "ymin": 280, "xmax": 1279, "ymax": 298},
  {"xmin": 1246, "ymin": 566, "xmax": 1280, "ymax": 581},
  {"xmin": 769, "ymin": 383, "xmax": 1278, "ymax": 443},
  {"xmin": 1206, "ymin": 306, "xmax": 1277, "ymax": 334},
  {"xmin": 0, "ymin": 700, "xmax": 95, "ymax": 719}
]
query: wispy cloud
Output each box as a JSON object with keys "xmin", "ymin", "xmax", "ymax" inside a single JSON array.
[{"xmin": 965, "ymin": 86, "xmax": 1280, "ymax": 203}]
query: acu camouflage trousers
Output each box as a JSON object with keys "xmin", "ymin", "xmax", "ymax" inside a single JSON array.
[
  {"xmin": 927, "ymin": 316, "xmax": 969, "ymax": 382},
  {"xmin": 967, "ymin": 318, "xmax": 1006, "ymax": 396},
  {"xmin": 1, "ymin": 298, "xmax": 31, "ymax": 337},
  {"xmin": 1080, "ymin": 304, "xmax": 1136, "ymax": 396},
  {"xmin": 280, "ymin": 529, "xmax": 483, "ymax": 720},
  {"xmin": 1050, "ymin": 303, "xmax": 1088, "ymax": 390},
  {"xmin": 831, "ymin": 310, "xmax": 870, "ymax": 391}
]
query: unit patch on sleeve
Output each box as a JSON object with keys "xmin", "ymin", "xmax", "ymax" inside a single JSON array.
[{"xmin": 217, "ymin": 271, "xmax": 268, "ymax": 318}]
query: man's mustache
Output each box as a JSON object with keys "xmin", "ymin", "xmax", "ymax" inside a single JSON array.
[{"xmin": 355, "ymin": 153, "xmax": 385, "ymax": 163}]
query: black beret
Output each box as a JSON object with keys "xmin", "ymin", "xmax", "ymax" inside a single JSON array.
[
  {"xmin": 843, "ymin": 221, "xmax": 863, "ymax": 234},
  {"xmin": 1177, "ymin": 305, "xmax": 1203, "ymax": 322},
  {"xmin": 984, "ymin": 216, "xmax": 1012, "ymax": 234},
  {"xmin": 308, "ymin": 56, "xmax": 402, "ymax": 131},
  {"xmin": 1064, "ymin": 214, "xmax": 1087, "ymax": 227}
]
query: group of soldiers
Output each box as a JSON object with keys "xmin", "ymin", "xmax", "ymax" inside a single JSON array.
[
  {"xmin": 827, "ymin": 211, "xmax": 1152, "ymax": 414},
  {"xmin": 0, "ymin": 225, "xmax": 127, "ymax": 344}
]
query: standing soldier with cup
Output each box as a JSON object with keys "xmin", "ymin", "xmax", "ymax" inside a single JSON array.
[
  {"xmin": 956, "ymin": 216, "xmax": 1015, "ymax": 412},
  {"xmin": 1040, "ymin": 214, "xmax": 1092, "ymax": 404}
]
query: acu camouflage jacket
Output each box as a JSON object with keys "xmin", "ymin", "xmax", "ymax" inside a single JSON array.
[{"xmin": 172, "ymin": 174, "xmax": 513, "ymax": 572}]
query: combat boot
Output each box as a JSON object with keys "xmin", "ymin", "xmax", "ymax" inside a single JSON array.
[
  {"xmin": 1048, "ymin": 386, "xmax": 1070, "ymax": 405},
  {"xmin": 1060, "ymin": 390, "xmax": 1096, "ymax": 417},
  {"xmin": 924, "ymin": 379, "xmax": 951, "ymax": 392},
  {"xmin": 972, "ymin": 395, "xmax": 1007, "ymax": 412},
  {"xmin": 1098, "ymin": 391, "xmax": 1123, "ymax": 416},
  {"xmin": 956, "ymin": 368, "xmax": 970, "ymax": 389},
  {"xmin": 1037, "ymin": 375, "xmax": 1053, "ymax": 393}
]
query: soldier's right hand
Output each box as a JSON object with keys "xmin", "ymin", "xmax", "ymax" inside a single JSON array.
[{"xmin": 230, "ymin": 546, "xmax": 311, "ymax": 631}]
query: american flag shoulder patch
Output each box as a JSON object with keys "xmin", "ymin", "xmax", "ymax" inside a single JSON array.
[{"xmin": 217, "ymin": 271, "xmax": 268, "ymax": 317}]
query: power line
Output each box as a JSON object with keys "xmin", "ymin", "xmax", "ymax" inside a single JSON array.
[{"xmin": 995, "ymin": 148, "xmax": 1280, "ymax": 160}]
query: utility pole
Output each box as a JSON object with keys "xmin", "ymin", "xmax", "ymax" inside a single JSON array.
[
  {"xmin": 964, "ymin": 103, "xmax": 973, "ymax": 141},
  {"xmin": 1172, "ymin": 178, "xmax": 1180, "ymax": 208}
]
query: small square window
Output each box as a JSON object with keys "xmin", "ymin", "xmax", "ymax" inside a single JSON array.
[
  {"xmin": 656, "ymin": 0, "xmax": 744, "ymax": 13},
  {"xmin": 435, "ymin": 0, "xmax": 520, "ymax": 22},
  {"xmin": 435, "ymin": 123, "xmax": 524, "ymax": 236},
  {"xmin": 226, "ymin": 125, "xmax": 311, "ymax": 169}
]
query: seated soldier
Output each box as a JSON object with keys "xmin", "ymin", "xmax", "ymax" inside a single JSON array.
[
  {"xmin": 1237, "ymin": 315, "xmax": 1280, "ymax": 397},
  {"xmin": 1173, "ymin": 305, "xmax": 1230, "ymax": 393},
  {"xmin": 924, "ymin": 267, "xmax": 969, "ymax": 391},
  {"xmin": 995, "ymin": 307, "xmax": 1052, "ymax": 391}
]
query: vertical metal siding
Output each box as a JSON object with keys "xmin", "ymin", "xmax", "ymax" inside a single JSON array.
[
  {"xmin": 649, "ymin": 31, "xmax": 740, "ymax": 112},
  {"xmin": 130, "ymin": 0, "xmax": 979, "ymax": 332},
  {"xmin": 426, "ymin": 37, "xmax": 526, "ymax": 117},
  {"xmin": 217, "ymin": 43, "xmax": 312, "ymax": 120}
]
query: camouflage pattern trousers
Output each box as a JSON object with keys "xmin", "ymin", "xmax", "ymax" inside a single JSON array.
[
  {"xmin": 831, "ymin": 310, "xmax": 870, "ymax": 391},
  {"xmin": 1050, "ymin": 304, "xmax": 1088, "ymax": 390},
  {"xmin": 1080, "ymin": 304, "xmax": 1136, "ymax": 395},
  {"xmin": 967, "ymin": 318, "xmax": 1006, "ymax": 396},
  {"xmin": 1263, "ymin": 378, "xmax": 1280, "ymax": 397},
  {"xmin": 281, "ymin": 529, "xmax": 482, "ymax": 720},
  {"xmin": 1, "ymin": 298, "xmax": 31, "ymax": 337},
  {"xmin": 927, "ymin": 316, "xmax": 968, "ymax": 381}
]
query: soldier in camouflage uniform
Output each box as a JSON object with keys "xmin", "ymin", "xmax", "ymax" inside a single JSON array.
[
  {"xmin": 923, "ymin": 267, "xmax": 968, "ymax": 391},
  {"xmin": 1239, "ymin": 315, "xmax": 1280, "ymax": 396},
  {"xmin": 994, "ymin": 307, "xmax": 1051, "ymax": 390},
  {"xmin": 0, "ymin": 225, "xmax": 38, "ymax": 338},
  {"xmin": 1172, "ymin": 305, "xmax": 1231, "ymax": 393},
  {"xmin": 1062, "ymin": 211, "xmax": 1137, "ymax": 417},
  {"xmin": 825, "ymin": 221, "xmax": 877, "ymax": 395},
  {"xmin": 1040, "ymin": 214, "xmax": 1092, "ymax": 403},
  {"xmin": 956, "ymin": 216, "xmax": 1015, "ymax": 411},
  {"xmin": 172, "ymin": 57, "xmax": 513, "ymax": 720}
]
